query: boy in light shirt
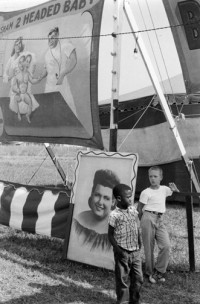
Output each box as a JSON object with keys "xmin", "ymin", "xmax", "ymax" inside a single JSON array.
[{"xmin": 137, "ymin": 166, "xmax": 179, "ymax": 284}]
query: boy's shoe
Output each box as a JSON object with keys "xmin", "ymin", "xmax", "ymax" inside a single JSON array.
[
  {"xmin": 148, "ymin": 275, "xmax": 156, "ymax": 284},
  {"xmin": 153, "ymin": 270, "xmax": 166, "ymax": 282}
]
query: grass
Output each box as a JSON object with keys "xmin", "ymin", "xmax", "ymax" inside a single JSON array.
[
  {"xmin": 0, "ymin": 143, "xmax": 200, "ymax": 303},
  {"xmin": 0, "ymin": 143, "xmax": 81, "ymax": 185}
]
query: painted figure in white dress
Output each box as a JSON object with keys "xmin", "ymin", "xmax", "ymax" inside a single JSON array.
[
  {"xmin": 11, "ymin": 54, "xmax": 42, "ymax": 123},
  {"xmin": 3, "ymin": 37, "xmax": 40, "ymax": 120},
  {"xmin": 41, "ymin": 27, "xmax": 77, "ymax": 116}
]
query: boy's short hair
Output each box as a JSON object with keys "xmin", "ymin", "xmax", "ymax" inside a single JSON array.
[
  {"xmin": 91, "ymin": 169, "xmax": 120, "ymax": 193},
  {"xmin": 113, "ymin": 183, "xmax": 131, "ymax": 199},
  {"xmin": 148, "ymin": 166, "xmax": 163, "ymax": 178}
]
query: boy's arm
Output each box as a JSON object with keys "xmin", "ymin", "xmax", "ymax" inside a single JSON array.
[
  {"xmin": 108, "ymin": 225, "xmax": 123, "ymax": 255},
  {"xmin": 138, "ymin": 227, "xmax": 142, "ymax": 249},
  {"xmin": 137, "ymin": 201, "xmax": 145, "ymax": 220}
]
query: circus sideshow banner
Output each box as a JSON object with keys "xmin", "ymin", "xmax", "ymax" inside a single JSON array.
[
  {"xmin": 66, "ymin": 150, "xmax": 139, "ymax": 270},
  {"xmin": 0, "ymin": 0, "xmax": 104, "ymax": 149},
  {"xmin": 163, "ymin": 0, "xmax": 200, "ymax": 94}
]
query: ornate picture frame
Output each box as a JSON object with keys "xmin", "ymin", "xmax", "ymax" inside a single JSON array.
[{"xmin": 66, "ymin": 150, "xmax": 139, "ymax": 270}]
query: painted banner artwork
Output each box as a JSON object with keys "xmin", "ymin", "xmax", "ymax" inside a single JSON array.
[
  {"xmin": 66, "ymin": 150, "xmax": 139, "ymax": 270},
  {"xmin": 0, "ymin": 181, "xmax": 71, "ymax": 239},
  {"xmin": 0, "ymin": 0, "xmax": 104, "ymax": 149},
  {"xmin": 163, "ymin": 0, "xmax": 200, "ymax": 94}
]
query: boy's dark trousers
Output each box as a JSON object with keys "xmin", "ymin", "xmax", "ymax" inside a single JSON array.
[{"xmin": 113, "ymin": 248, "xmax": 143, "ymax": 304}]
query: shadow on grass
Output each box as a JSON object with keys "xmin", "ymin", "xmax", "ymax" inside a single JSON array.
[
  {"xmin": 3, "ymin": 228, "xmax": 181, "ymax": 304},
  {"xmin": 0, "ymin": 225, "xmax": 200, "ymax": 304},
  {"xmin": 0, "ymin": 282, "xmax": 116, "ymax": 304},
  {"xmin": 0, "ymin": 228, "xmax": 116, "ymax": 304}
]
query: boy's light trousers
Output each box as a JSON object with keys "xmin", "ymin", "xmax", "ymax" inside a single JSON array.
[{"xmin": 141, "ymin": 211, "xmax": 170, "ymax": 276}]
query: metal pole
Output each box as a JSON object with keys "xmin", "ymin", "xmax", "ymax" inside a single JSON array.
[
  {"xmin": 185, "ymin": 195, "xmax": 195, "ymax": 272},
  {"xmin": 124, "ymin": 0, "xmax": 200, "ymax": 194},
  {"xmin": 44, "ymin": 143, "xmax": 70, "ymax": 189},
  {"xmin": 109, "ymin": 0, "xmax": 123, "ymax": 152}
]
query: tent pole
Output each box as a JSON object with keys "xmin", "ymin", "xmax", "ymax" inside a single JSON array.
[
  {"xmin": 109, "ymin": 0, "xmax": 123, "ymax": 152},
  {"xmin": 123, "ymin": 0, "xmax": 200, "ymax": 194},
  {"xmin": 44, "ymin": 143, "xmax": 70, "ymax": 189}
]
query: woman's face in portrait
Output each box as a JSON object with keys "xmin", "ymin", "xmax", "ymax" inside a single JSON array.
[
  {"xmin": 90, "ymin": 184, "xmax": 113, "ymax": 220},
  {"xmin": 14, "ymin": 40, "xmax": 22, "ymax": 55},
  {"xmin": 25, "ymin": 56, "xmax": 32, "ymax": 68}
]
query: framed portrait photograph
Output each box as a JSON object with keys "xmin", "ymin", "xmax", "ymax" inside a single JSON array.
[{"xmin": 66, "ymin": 150, "xmax": 139, "ymax": 270}]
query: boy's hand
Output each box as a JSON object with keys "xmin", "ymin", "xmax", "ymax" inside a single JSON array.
[
  {"xmin": 138, "ymin": 229, "xmax": 142, "ymax": 249},
  {"xmin": 138, "ymin": 238, "xmax": 142, "ymax": 250},
  {"xmin": 115, "ymin": 246, "xmax": 125, "ymax": 257},
  {"xmin": 169, "ymin": 182, "xmax": 179, "ymax": 192}
]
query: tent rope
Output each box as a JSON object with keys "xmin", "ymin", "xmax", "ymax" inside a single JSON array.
[
  {"xmin": 118, "ymin": 96, "xmax": 154, "ymax": 150},
  {"xmin": 10, "ymin": 145, "xmax": 46, "ymax": 184},
  {"xmin": 27, "ymin": 150, "xmax": 48, "ymax": 185},
  {"xmin": 1, "ymin": 18, "xmax": 200, "ymax": 40},
  {"xmin": 137, "ymin": 0, "xmax": 166, "ymax": 95},
  {"xmin": 118, "ymin": 107, "xmax": 147, "ymax": 124},
  {"xmin": 144, "ymin": 0, "xmax": 181, "ymax": 116}
]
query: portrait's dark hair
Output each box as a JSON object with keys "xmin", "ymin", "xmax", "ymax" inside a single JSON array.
[
  {"xmin": 88, "ymin": 169, "xmax": 120, "ymax": 210},
  {"xmin": 148, "ymin": 166, "xmax": 163, "ymax": 178},
  {"xmin": 113, "ymin": 183, "xmax": 131, "ymax": 199},
  {"xmin": 91, "ymin": 169, "xmax": 120, "ymax": 193},
  {"xmin": 48, "ymin": 27, "xmax": 59, "ymax": 37},
  {"xmin": 11, "ymin": 37, "xmax": 25, "ymax": 56}
]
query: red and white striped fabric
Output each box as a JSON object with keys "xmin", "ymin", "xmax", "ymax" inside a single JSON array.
[{"xmin": 0, "ymin": 181, "xmax": 71, "ymax": 239}]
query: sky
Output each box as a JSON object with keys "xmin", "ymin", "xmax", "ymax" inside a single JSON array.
[{"xmin": 0, "ymin": 0, "xmax": 185, "ymax": 102}]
